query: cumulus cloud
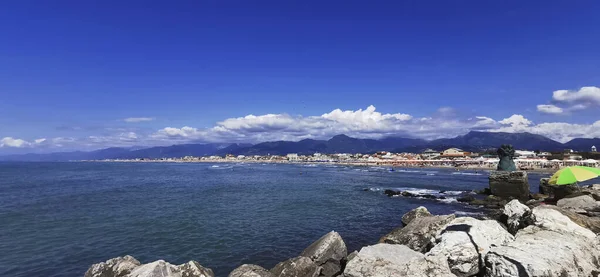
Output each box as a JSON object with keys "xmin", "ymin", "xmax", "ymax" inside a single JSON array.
[
  {"xmin": 0, "ymin": 137, "xmax": 47, "ymax": 148},
  {"xmin": 537, "ymin": 104, "xmax": 563, "ymax": 115},
  {"xmin": 123, "ymin": 117, "xmax": 155, "ymax": 123},
  {"xmin": 537, "ymin": 86, "xmax": 600, "ymax": 114}
]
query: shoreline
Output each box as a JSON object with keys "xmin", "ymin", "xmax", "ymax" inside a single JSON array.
[{"xmin": 84, "ymin": 159, "xmax": 557, "ymax": 174}]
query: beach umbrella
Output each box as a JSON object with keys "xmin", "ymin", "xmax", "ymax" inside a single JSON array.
[{"xmin": 549, "ymin": 166, "xmax": 600, "ymax": 185}]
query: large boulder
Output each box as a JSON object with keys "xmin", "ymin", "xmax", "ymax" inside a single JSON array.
[
  {"xmin": 557, "ymin": 194, "xmax": 599, "ymax": 213},
  {"xmin": 484, "ymin": 206, "xmax": 600, "ymax": 276},
  {"xmin": 229, "ymin": 264, "xmax": 275, "ymax": 277},
  {"xmin": 539, "ymin": 178, "xmax": 581, "ymax": 201},
  {"xmin": 343, "ymin": 244, "xmax": 454, "ymax": 277},
  {"xmin": 178, "ymin": 261, "xmax": 214, "ymax": 277},
  {"xmin": 484, "ymin": 226, "xmax": 600, "ymax": 277},
  {"xmin": 539, "ymin": 205, "xmax": 600, "ymax": 234},
  {"xmin": 401, "ymin": 206, "xmax": 432, "ymax": 226},
  {"xmin": 85, "ymin": 255, "xmax": 141, "ymax": 277},
  {"xmin": 270, "ymin": 256, "xmax": 320, "ymax": 277},
  {"xmin": 582, "ymin": 184, "xmax": 600, "ymax": 201},
  {"xmin": 428, "ymin": 217, "xmax": 514, "ymax": 277},
  {"xmin": 127, "ymin": 260, "xmax": 214, "ymax": 277},
  {"xmin": 379, "ymin": 214, "xmax": 455, "ymax": 252},
  {"xmin": 300, "ymin": 231, "xmax": 347, "ymax": 277},
  {"xmin": 489, "ymin": 171, "xmax": 530, "ymax": 201},
  {"xmin": 501, "ymin": 199, "xmax": 535, "ymax": 235}
]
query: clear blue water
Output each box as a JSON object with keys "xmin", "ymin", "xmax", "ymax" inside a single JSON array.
[{"xmin": 0, "ymin": 162, "xmax": 550, "ymax": 277}]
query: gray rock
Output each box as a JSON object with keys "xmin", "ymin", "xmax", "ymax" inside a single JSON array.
[
  {"xmin": 557, "ymin": 194, "xmax": 599, "ymax": 213},
  {"xmin": 84, "ymin": 255, "xmax": 141, "ymax": 277},
  {"xmin": 428, "ymin": 217, "xmax": 514, "ymax": 277},
  {"xmin": 229, "ymin": 264, "xmax": 275, "ymax": 277},
  {"xmin": 127, "ymin": 260, "xmax": 180, "ymax": 277},
  {"xmin": 502, "ymin": 199, "xmax": 535, "ymax": 235},
  {"xmin": 270, "ymin": 256, "xmax": 320, "ymax": 277},
  {"xmin": 300, "ymin": 231, "xmax": 347, "ymax": 277},
  {"xmin": 489, "ymin": 171, "xmax": 530, "ymax": 201},
  {"xmin": 178, "ymin": 261, "xmax": 214, "ymax": 277},
  {"xmin": 401, "ymin": 206, "xmax": 432, "ymax": 226},
  {"xmin": 539, "ymin": 178, "xmax": 581, "ymax": 201},
  {"xmin": 345, "ymin": 251, "xmax": 358, "ymax": 263},
  {"xmin": 484, "ymin": 205, "xmax": 600, "ymax": 276},
  {"xmin": 343, "ymin": 244, "xmax": 454, "ymax": 277},
  {"xmin": 125, "ymin": 260, "xmax": 213, "ymax": 277},
  {"xmin": 379, "ymin": 214, "xmax": 455, "ymax": 252},
  {"xmin": 582, "ymin": 184, "xmax": 600, "ymax": 201},
  {"xmin": 484, "ymin": 226, "xmax": 600, "ymax": 277}
]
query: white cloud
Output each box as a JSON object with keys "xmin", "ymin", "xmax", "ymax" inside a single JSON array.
[
  {"xmin": 0, "ymin": 137, "xmax": 48, "ymax": 148},
  {"xmin": 123, "ymin": 117, "xmax": 155, "ymax": 123},
  {"xmin": 5, "ymin": 105, "xmax": 600, "ymax": 152},
  {"xmin": 0, "ymin": 137, "xmax": 31, "ymax": 148},
  {"xmin": 537, "ymin": 86, "xmax": 600, "ymax": 114},
  {"xmin": 537, "ymin": 104, "xmax": 563, "ymax": 114}
]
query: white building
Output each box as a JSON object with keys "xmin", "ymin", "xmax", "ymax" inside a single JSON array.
[
  {"xmin": 287, "ymin": 153, "xmax": 299, "ymax": 161},
  {"xmin": 515, "ymin": 150, "xmax": 536, "ymax": 158},
  {"xmin": 441, "ymin": 148, "xmax": 466, "ymax": 157},
  {"xmin": 422, "ymin": 149, "xmax": 440, "ymax": 159},
  {"xmin": 592, "ymin": 146, "xmax": 597, "ymax": 152}
]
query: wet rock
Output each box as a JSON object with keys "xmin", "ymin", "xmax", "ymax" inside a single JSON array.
[
  {"xmin": 457, "ymin": 195, "xmax": 475, "ymax": 203},
  {"xmin": 343, "ymin": 244, "xmax": 454, "ymax": 277},
  {"xmin": 489, "ymin": 171, "xmax": 530, "ymax": 201},
  {"xmin": 428, "ymin": 217, "xmax": 514, "ymax": 277},
  {"xmin": 484, "ymin": 207, "xmax": 600, "ymax": 277},
  {"xmin": 300, "ymin": 231, "xmax": 347, "ymax": 277},
  {"xmin": 229, "ymin": 264, "xmax": 275, "ymax": 277},
  {"xmin": 270, "ymin": 256, "xmax": 320, "ymax": 277},
  {"xmin": 501, "ymin": 199, "xmax": 535, "ymax": 235},
  {"xmin": 84, "ymin": 255, "xmax": 141, "ymax": 277},
  {"xmin": 401, "ymin": 206, "xmax": 432, "ymax": 226},
  {"xmin": 379, "ymin": 214, "xmax": 455, "ymax": 252},
  {"xmin": 557, "ymin": 194, "xmax": 599, "ymax": 214},
  {"xmin": 383, "ymin": 189, "xmax": 401, "ymax": 197}
]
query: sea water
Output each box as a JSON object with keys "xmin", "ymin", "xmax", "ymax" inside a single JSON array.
[{"xmin": 0, "ymin": 162, "xmax": 549, "ymax": 276}]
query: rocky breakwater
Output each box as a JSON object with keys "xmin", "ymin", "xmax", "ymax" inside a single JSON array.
[{"xmin": 86, "ymin": 198, "xmax": 600, "ymax": 277}]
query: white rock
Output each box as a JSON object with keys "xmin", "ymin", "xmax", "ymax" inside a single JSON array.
[
  {"xmin": 502, "ymin": 199, "xmax": 534, "ymax": 234},
  {"xmin": 428, "ymin": 217, "xmax": 514, "ymax": 277},
  {"xmin": 343, "ymin": 244, "xmax": 455, "ymax": 277},
  {"xmin": 300, "ymin": 231, "xmax": 347, "ymax": 277},
  {"xmin": 127, "ymin": 260, "xmax": 180, "ymax": 277},
  {"xmin": 85, "ymin": 255, "xmax": 141, "ymax": 277},
  {"xmin": 484, "ymin": 226, "xmax": 600, "ymax": 277},
  {"xmin": 532, "ymin": 205, "xmax": 596, "ymax": 239}
]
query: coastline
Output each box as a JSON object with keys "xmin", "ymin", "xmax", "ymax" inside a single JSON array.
[{"xmin": 84, "ymin": 159, "xmax": 557, "ymax": 174}]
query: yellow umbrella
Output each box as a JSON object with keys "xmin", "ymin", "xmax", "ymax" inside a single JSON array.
[{"xmin": 549, "ymin": 166, "xmax": 600, "ymax": 185}]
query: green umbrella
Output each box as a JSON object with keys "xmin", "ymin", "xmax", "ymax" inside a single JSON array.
[{"xmin": 549, "ymin": 166, "xmax": 600, "ymax": 185}]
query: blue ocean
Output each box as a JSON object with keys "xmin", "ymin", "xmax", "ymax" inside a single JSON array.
[{"xmin": 0, "ymin": 162, "xmax": 549, "ymax": 277}]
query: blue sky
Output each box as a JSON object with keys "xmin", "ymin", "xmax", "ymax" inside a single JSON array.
[{"xmin": 1, "ymin": 1, "xmax": 599, "ymax": 154}]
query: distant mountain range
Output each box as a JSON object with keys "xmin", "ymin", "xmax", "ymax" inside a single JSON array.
[{"xmin": 1, "ymin": 131, "xmax": 598, "ymax": 161}]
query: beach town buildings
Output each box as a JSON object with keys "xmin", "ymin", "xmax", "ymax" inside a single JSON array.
[
  {"xmin": 421, "ymin": 149, "xmax": 440, "ymax": 159},
  {"xmin": 440, "ymin": 148, "xmax": 470, "ymax": 158},
  {"xmin": 515, "ymin": 150, "xmax": 536, "ymax": 158}
]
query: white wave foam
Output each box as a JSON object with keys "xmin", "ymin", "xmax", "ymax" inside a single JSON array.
[
  {"xmin": 451, "ymin": 172, "xmax": 483, "ymax": 176},
  {"xmin": 455, "ymin": 211, "xmax": 483, "ymax": 216},
  {"xmin": 437, "ymin": 198, "xmax": 458, "ymax": 204}
]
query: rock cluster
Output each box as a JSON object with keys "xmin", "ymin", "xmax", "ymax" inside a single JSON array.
[
  {"xmin": 85, "ymin": 258, "xmax": 214, "ymax": 277},
  {"xmin": 86, "ymin": 194, "xmax": 600, "ymax": 277}
]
